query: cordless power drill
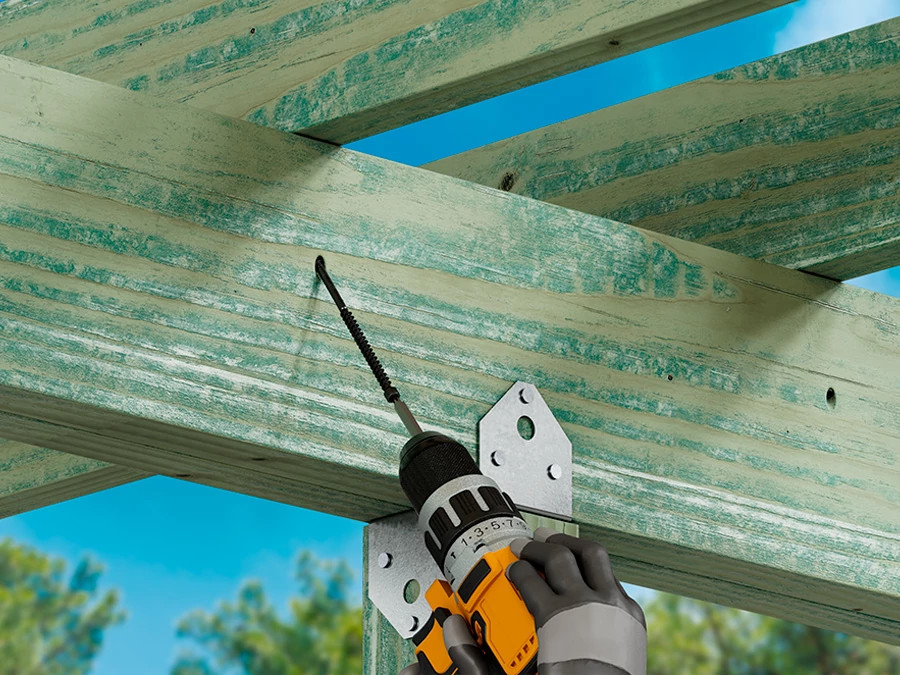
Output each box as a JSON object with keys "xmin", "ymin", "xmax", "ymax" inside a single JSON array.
[{"xmin": 316, "ymin": 256, "xmax": 538, "ymax": 675}]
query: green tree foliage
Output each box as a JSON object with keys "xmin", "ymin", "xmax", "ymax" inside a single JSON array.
[
  {"xmin": 0, "ymin": 538, "xmax": 124, "ymax": 675},
  {"xmin": 646, "ymin": 592, "xmax": 900, "ymax": 674},
  {"xmin": 172, "ymin": 551, "xmax": 362, "ymax": 675}
]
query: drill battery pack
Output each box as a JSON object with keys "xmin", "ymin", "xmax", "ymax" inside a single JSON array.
[{"xmin": 412, "ymin": 547, "xmax": 538, "ymax": 675}]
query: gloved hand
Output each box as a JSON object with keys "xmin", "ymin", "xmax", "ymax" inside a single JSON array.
[
  {"xmin": 507, "ymin": 528, "xmax": 646, "ymax": 675},
  {"xmin": 400, "ymin": 529, "xmax": 645, "ymax": 675},
  {"xmin": 398, "ymin": 612, "xmax": 492, "ymax": 675}
]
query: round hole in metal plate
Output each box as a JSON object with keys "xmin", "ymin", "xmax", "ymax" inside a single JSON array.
[
  {"xmin": 403, "ymin": 579, "xmax": 420, "ymax": 604},
  {"xmin": 517, "ymin": 415, "xmax": 535, "ymax": 440}
]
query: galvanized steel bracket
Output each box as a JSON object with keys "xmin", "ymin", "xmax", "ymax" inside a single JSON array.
[
  {"xmin": 366, "ymin": 510, "xmax": 441, "ymax": 639},
  {"xmin": 479, "ymin": 381, "xmax": 573, "ymax": 519}
]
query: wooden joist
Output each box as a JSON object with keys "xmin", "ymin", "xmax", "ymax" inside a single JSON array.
[
  {"xmin": 426, "ymin": 18, "xmax": 900, "ymax": 280},
  {"xmin": 0, "ymin": 0, "xmax": 791, "ymax": 142},
  {"xmin": 7, "ymin": 14, "xmax": 898, "ymax": 524},
  {"xmin": 0, "ymin": 0, "xmax": 803, "ymax": 521},
  {"xmin": 0, "ymin": 439, "xmax": 147, "ymax": 517},
  {"xmin": 0, "ymin": 56, "xmax": 898, "ymax": 642}
]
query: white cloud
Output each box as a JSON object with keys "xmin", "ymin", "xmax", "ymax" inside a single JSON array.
[{"xmin": 773, "ymin": 0, "xmax": 900, "ymax": 53}]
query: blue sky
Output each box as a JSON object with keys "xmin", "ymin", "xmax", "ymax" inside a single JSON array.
[{"xmin": 1, "ymin": 1, "xmax": 898, "ymax": 672}]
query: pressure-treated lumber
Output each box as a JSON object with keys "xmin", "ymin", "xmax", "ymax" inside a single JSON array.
[
  {"xmin": 363, "ymin": 521, "xmax": 900, "ymax": 675},
  {"xmin": 426, "ymin": 18, "xmax": 900, "ymax": 280},
  {"xmin": 0, "ymin": 441, "xmax": 125, "ymax": 518},
  {"xmin": 9, "ymin": 15, "xmax": 898, "ymax": 526},
  {"xmin": 0, "ymin": 0, "xmax": 803, "ymax": 521},
  {"xmin": 0, "ymin": 440, "xmax": 147, "ymax": 518},
  {"xmin": 0, "ymin": 0, "xmax": 790, "ymax": 142},
  {"xmin": 0, "ymin": 55, "xmax": 898, "ymax": 642}
]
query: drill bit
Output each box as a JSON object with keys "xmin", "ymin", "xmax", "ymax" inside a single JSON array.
[{"xmin": 315, "ymin": 255, "xmax": 422, "ymax": 437}]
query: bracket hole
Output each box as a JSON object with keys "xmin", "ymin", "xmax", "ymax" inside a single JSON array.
[
  {"xmin": 517, "ymin": 416, "xmax": 535, "ymax": 440},
  {"xmin": 403, "ymin": 579, "xmax": 420, "ymax": 604},
  {"xmin": 826, "ymin": 387, "xmax": 836, "ymax": 408}
]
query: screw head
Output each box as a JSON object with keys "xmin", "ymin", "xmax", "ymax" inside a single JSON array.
[
  {"xmin": 547, "ymin": 464, "xmax": 563, "ymax": 480},
  {"xmin": 377, "ymin": 552, "xmax": 392, "ymax": 569},
  {"xmin": 519, "ymin": 387, "xmax": 534, "ymax": 404},
  {"xmin": 490, "ymin": 451, "xmax": 505, "ymax": 467}
]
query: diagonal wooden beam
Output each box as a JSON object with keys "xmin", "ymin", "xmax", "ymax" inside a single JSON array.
[
  {"xmin": 425, "ymin": 18, "xmax": 900, "ymax": 281},
  {"xmin": 0, "ymin": 55, "xmax": 898, "ymax": 642},
  {"xmin": 0, "ymin": 439, "xmax": 147, "ymax": 518},
  {"xmin": 0, "ymin": 0, "xmax": 791, "ymax": 141}
]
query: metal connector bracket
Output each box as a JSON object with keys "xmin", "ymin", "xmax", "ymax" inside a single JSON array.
[
  {"xmin": 479, "ymin": 382, "xmax": 573, "ymax": 519},
  {"xmin": 367, "ymin": 510, "xmax": 441, "ymax": 639}
]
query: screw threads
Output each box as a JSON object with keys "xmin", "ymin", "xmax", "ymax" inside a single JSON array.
[
  {"xmin": 339, "ymin": 306, "xmax": 399, "ymax": 403},
  {"xmin": 316, "ymin": 255, "xmax": 402, "ymax": 405}
]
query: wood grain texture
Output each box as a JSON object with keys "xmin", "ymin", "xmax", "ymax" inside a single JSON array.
[
  {"xmin": 9, "ymin": 14, "xmax": 895, "ymax": 525},
  {"xmin": 0, "ymin": 439, "xmax": 147, "ymax": 518},
  {"xmin": 0, "ymin": 0, "xmax": 789, "ymax": 141},
  {"xmin": 425, "ymin": 19, "xmax": 900, "ymax": 280},
  {"xmin": 0, "ymin": 56, "xmax": 898, "ymax": 641}
]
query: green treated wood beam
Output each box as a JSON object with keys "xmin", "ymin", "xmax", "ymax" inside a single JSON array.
[
  {"xmin": 425, "ymin": 19, "xmax": 900, "ymax": 281},
  {"xmin": 0, "ymin": 56, "xmax": 898, "ymax": 643},
  {"xmin": 10, "ymin": 15, "xmax": 897, "ymax": 519},
  {"xmin": 0, "ymin": 0, "xmax": 805, "ymax": 518},
  {"xmin": 0, "ymin": 0, "xmax": 791, "ymax": 142},
  {"xmin": 0, "ymin": 439, "xmax": 147, "ymax": 518}
]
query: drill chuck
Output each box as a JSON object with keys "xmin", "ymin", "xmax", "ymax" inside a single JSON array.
[{"xmin": 400, "ymin": 432, "xmax": 530, "ymax": 589}]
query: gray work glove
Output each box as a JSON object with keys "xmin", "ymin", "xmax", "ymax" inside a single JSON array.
[{"xmin": 507, "ymin": 528, "xmax": 646, "ymax": 675}]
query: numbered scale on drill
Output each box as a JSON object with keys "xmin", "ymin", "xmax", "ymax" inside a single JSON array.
[
  {"xmin": 448, "ymin": 514, "xmax": 530, "ymax": 576},
  {"xmin": 402, "ymin": 432, "xmax": 531, "ymax": 590}
]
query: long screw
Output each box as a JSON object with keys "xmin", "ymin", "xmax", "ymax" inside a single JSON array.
[{"xmin": 315, "ymin": 255, "xmax": 422, "ymax": 437}]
